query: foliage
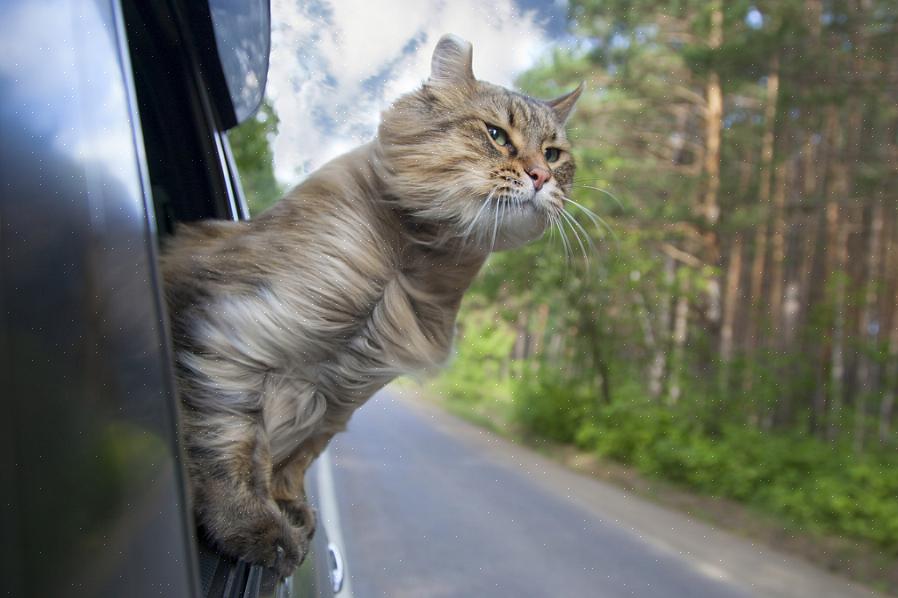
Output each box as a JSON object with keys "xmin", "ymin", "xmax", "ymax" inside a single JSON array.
[
  {"xmin": 433, "ymin": 302, "xmax": 516, "ymax": 405},
  {"xmin": 513, "ymin": 372, "xmax": 596, "ymax": 444},
  {"xmin": 578, "ymin": 406, "xmax": 898, "ymax": 554},
  {"xmin": 228, "ymin": 99, "xmax": 284, "ymax": 215}
]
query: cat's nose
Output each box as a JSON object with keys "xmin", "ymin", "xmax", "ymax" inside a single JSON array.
[{"xmin": 526, "ymin": 166, "xmax": 551, "ymax": 191}]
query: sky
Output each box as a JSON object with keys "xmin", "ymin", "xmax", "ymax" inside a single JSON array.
[{"xmin": 266, "ymin": 0, "xmax": 568, "ymax": 187}]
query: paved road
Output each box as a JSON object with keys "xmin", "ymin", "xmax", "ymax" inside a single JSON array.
[{"xmin": 315, "ymin": 388, "xmax": 878, "ymax": 598}]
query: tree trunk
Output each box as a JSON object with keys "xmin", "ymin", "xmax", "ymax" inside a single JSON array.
[
  {"xmin": 802, "ymin": 133, "xmax": 818, "ymax": 198},
  {"xmin": 768, "ymin": 161, "xmax": 789, "ymax": 344},
  {"xmin": 649, "ymin": 255, "xmax": 676, "ymax": 400},
  {"xmin": 828, "ymin": 218, "xmax": 851, "ymax": 442},
  {"xmin": 700, "ymin": 0, "xmax": 724, "ymax": 327},
  {"xmin": 775, "ymin": 215, "xmax": 818, "ymax": 428},
  {"xmin": 668, "ymin": 271, "xmax": 690, "ymax": 405},
  {"xmin": 782, "ymin": 217, "xmax": 814, "ymax": 347},
  {"xmin": 854, "ymin": 202, "xmax": 885, "ymax": 451},
  {"xmin": 634, "ymin": 288, "xmax": 663, "ymax": 400},
  {"xmin": 812, "ymin": 103, "xmax": 844, "ymax": 439},
  {"xmin": 744, "ymin": 54, "xmax": 780, "ymax": 384},
  {"xmin": 824, "ymin": 102, "xmax": 855, "ymax": 443},
  {"xmin": 805, "ymin": 0, "xmax": 828, "ymax": 436},
  {"xmin": 720, "ymin": 235, "xmax": 743, "ymax": 367},
  {"xmin": 701, "ymin": 5, "xmax": 723, "ymax": 231},
  {"xmin": 881, "ymin": 291, "xmax": 898, "ymax": 443},
  {"xmin": 880, "ymin": 211, "xmax": 898, "ymax": 443}
]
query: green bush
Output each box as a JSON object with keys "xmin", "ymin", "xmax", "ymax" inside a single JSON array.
[
  {"xmin": 513, "ymin": 374, "xmax": 595, "ymax": 444},
  {"xmin": 568, "ymin": 401, "xmax": 898, "ymax": 554},
  {"xmin": 436, "ymin": 310, "xmax": 515, "ymax": 404}
]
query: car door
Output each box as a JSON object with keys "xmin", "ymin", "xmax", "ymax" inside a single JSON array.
[{"xmin": 1, "ymin": 1, "xmax": 339, "ymax": 596}]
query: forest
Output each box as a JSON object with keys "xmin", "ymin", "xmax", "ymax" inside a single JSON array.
[{"xmin": 231, "ymin": 0, "xmax": 898, "ymax": 571}]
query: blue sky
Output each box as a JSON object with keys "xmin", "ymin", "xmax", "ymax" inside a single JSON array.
[{"xmin": 267, "ymin": 0, "xmax": 568, "ymax": 186}]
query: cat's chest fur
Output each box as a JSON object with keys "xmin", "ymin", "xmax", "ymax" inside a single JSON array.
[
  {"xmin": 224, "ymin": 243, "xmax": 476, "ymax": 463},
  {"xmin": 164, "ymin": 151, "xmax": 485, "ymax": 464},
  {"xmin": 267, "ymin": 239, "xmax": 468, "ymax": 390}
]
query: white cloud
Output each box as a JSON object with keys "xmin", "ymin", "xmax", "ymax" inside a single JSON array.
[{"xmin": 268, "ymin": 0, "xmax": 554, "ymax": 187}]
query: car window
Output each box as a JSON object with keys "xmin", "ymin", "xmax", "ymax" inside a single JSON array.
[
  {"xmin": 123, "ymin": 0, "xmax": 238, "ymax": 235},
  {"xmin": 208, "ymin": 0, "xmax": 271, "ymax": 124}
]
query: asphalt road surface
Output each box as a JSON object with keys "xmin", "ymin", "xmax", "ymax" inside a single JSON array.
[{"xmin": 316, "ymin": 388, "xmax": 878, "ymax": 598}]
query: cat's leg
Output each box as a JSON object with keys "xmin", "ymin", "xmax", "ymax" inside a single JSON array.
[
  {"xmin": 270, "ymin": 431, "xmax": 336, "ymax": 536},
  {"xmin": 184, "ymin": 410, "xmax": 305, "ymax": 578}
]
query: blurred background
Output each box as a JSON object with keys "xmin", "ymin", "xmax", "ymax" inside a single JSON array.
[{"xmin": 229, "ymin": 1, "xmax": 898, "ymax": 595}]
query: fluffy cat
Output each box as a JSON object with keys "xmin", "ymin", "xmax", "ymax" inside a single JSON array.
[{"xmin": 161, "ymin": 34, "xmax": 582, "ymax": 576}]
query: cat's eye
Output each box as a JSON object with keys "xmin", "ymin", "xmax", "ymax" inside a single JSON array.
[
  {"xmin": 486, "ymin": 124, "xmax": 509, "ymax": 147},
  {"xmin": 544, "ymin": 147, "xmax": 561, "ymax": 162}
]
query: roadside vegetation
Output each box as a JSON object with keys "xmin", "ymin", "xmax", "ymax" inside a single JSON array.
[{"xmin": 228, "ymin": 99, "xmax": 283, "ymax": 215}]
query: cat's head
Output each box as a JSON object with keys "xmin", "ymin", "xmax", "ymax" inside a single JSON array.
[{"xmin": 375, "ymin": 34, "xmax": 582, "ymax": 252}]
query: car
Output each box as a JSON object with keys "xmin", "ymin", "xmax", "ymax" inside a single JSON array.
[{"xmin": 0, "ymin": 1, "xmax": 344, "ymax": 596}]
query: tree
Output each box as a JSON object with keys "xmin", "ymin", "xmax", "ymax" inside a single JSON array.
[{"xmin": 228, "ymin": 99, "xmax": 283, "ymax": 215}]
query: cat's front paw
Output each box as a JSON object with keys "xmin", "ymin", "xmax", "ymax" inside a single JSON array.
[
  {"xmin": 216, "ymin": 508, "xmax": 306, "ymax": 578},
  {"xmin": 251, "ymin": 517, "xmax": 303, "ymax": 578}
]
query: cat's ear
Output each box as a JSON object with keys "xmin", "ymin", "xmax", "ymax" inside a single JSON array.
[
  {"xmin": 547, "ymin": 82, "xmax": 585, "ymax": 123},
  {"xmin": 429, "ymin": 34, "xmax": 475, "ymax": 89}
]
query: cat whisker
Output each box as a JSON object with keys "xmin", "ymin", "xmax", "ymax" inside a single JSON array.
[
  {"xmin": 572, "ymin": 177, "xmax": 613, "ymax": 183},
  {"xmin": 490, "ymin": 194, "xmax": 501, "ymax": 253},
  {"xmin": 560, "ymin": 198, "xmax": 603, "ymax": 234},
  {"xmin": 556, "ymin": 198, "xmax": 598, "ymax": 249},
  {"xmin": 499, "ymin": 195, "xmax": 508, "ymax": 236},
  {"xmin": 559, "ymin": 210, "xmax": 587, "ymax": 263},
  {"xmin": 558, "ymin": 208, "xmax": 594, "ymax": 264},
  {"xmin": 560, "ymin": 196, "xmax": 618, "ymax": 242},
  {"xmin": 550, "ymin": 208, "xmax": 572, "ymax": 264},
  {"xmin": 570, "ymin": 184, "xmax": 625, "ymax": 210},
  {"xmin": 560, "ymin": 195, "xmax": 605, "ymax": 227},
  {"xmin": 461, "ymin": 187, "xmax": 498, "ymax": 247}
]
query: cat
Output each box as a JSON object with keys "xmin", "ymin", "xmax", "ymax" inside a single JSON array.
[{"xmin": 161, "ymin": 34, "xmax": 582, "ymax": 577}]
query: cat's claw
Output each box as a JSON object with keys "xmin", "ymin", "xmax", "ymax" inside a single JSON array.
[
  {"xmin": 271, "ymin": 543, "xmax": 295, "ymax": 579},
  {"xmin": 268, "ymin": 520, "xmax": 315, "ymax": 579},
  {"xmin": 255, "ymin": 530, "xmax": 301, "ymax": 578}
]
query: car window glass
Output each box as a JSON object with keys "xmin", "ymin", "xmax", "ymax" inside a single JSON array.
[{"xmin": 209, "ymin": 0, "xmax": 271, "ymax": 124}]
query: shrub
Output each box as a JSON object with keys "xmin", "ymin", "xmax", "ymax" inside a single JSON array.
[
  {"xmin": 571, "ymin": 400, "xmax": 898, "ymax": 554},
  {"xmin": 513, "ymin": 373, "xmax": 595, "ymax": 444}
]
